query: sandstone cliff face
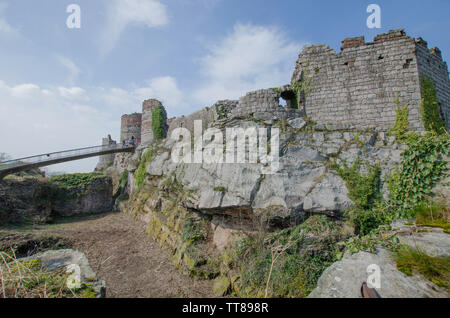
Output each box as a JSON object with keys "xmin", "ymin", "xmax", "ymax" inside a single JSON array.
[
  {"xmin": 137, "ymin": 119, "xmax": 402, "ymax": 230},
  {"xmin": 0, "ymin": 175, "xmax": 113, "ymax": 225}
]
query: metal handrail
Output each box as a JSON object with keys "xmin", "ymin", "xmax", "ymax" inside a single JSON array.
[{"xmin": 0, "ymin": 144, "xmax": 135, "ymax": 170}]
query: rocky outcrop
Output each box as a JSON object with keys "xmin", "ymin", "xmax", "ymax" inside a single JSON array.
[
  {"xmin": 309, "ymin": 221, "xmax": 450, "ymax": 298},
  {"xmin": 0, "ymin": 174, "xmax": 114, "ymax": 225},
  {"xmin": 308, "ymin": 248, "xmax": 449, "ymax": 298},
  {"xmin": 0, "ymin": 178, "xmax": 54, "ymax": 224},
  {"xmin": 140, "ymin": 119, "xmax": 403, "ymax": 230},
  {"xmin": 51, "ymin": 175, "xmax": 113, "ymax": 217},
  {"xmin": 19, "ymin": 249, "xmax": 106, "ymax": 298}
]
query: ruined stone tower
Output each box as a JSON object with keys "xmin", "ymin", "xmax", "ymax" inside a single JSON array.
[
  {"xmin": 95, "ymin": 134, "xmax": 116, "ymax": 171},
  {"xmin": 141, "ymin": 99, "xmax": 168, "ymax": 146},
  {"xmin": 120, "ymin": 113, "xmax": 142, "ymax": 143},
  {"xmin": 291, "ymin": 29, "xmax": 450, "ymax": 131}
]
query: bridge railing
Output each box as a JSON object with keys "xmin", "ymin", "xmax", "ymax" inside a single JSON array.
[{"xmin": 0, "ymin": 144, "xmax": 135, "ymax": 171}]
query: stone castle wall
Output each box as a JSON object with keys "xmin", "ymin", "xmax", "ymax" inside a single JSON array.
[
  {"xmin": 229, "ymin": 88, "xmax": 304, "ymax": 121},
  {"xmin": 291, "ymin": 29, "xmax": 428, "ymax": 132},
  {"xmin": 121, "ymin": 113, "xmax": 142, "ymax": 143},
  {"xmin": 112, "ymin": 29, "xmax": 449, "ymax": 150},
  {"xmin": 166, "ymin": 100, "xmax": 238, "ymax": 137},
  {"xmin": 415, "ymin": 41, "xmax": 450, "ymax": 128}
]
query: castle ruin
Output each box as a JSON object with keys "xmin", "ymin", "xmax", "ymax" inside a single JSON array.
[{"xmin": 98, "ymin": 29, "xmax": 449, "ymax": 169}]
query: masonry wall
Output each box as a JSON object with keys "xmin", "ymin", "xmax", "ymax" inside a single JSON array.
[
  {"xmin": 415, "ymin": 42, "xmax": 450, "ymax": 130},
  {"xmin": 167, "ymin": 100, "xmax": 238, "ymax": 137},
  {"xmin": 229, "ymin": 88, "xmax": 304, "ymax": 121},
  {"xmin": 291, "ymin": 29, "xmax": 425, "ymax": 132},
  {"xmin": 121, "ymin": 113, "xmax": 142, "ymax": 143}
]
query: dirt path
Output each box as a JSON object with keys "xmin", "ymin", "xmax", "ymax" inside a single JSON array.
[{"xmin": 14, "ymin": 212, "xmax": 214, "ymax": 298}]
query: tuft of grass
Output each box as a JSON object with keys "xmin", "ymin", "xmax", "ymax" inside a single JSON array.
[
  {"xmin": 231, "ymin": 215, "xmax": 346, "ymax": 298},
  {"xmin": 181, "ymin": 218, "xmax": 205, "ymax": 246},
  {"xmin": 414, "ymin": 201, "xmax": 450, "ymax": 234},
  {"xmin": 396, "ymin": 245, "xmax": 450, "ymax": 290},
  {"xmin": 0, "ymin": 250, "xmax": 96, "ymax": 298}
]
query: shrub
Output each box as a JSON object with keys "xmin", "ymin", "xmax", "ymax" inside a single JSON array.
[{"xmin": 334, "ymin": 159, "xmax": 381, "ymax": 210}]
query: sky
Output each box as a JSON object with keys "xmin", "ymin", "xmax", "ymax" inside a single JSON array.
[{"xmin": 0, "ymin": 0, "xmax": 449, "ymax": 173}]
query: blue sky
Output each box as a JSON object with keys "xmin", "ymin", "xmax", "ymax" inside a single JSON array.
[{"xmin": 1, "ymin": 0, "xmax": 449, "ymax": 173}]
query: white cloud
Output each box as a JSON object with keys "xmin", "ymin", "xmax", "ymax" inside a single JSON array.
[
  {"xmin": 56, "ymin": 55, "xmax": 81, "ymax": 84},
  {"xmin": 0, "ymin": 81, "xmax": 114, "ymax": 173},
  {"xmin": 134, "ymin": 76, "xmax": 188, "ymax": 117},
  {"xmin": 0, "ymin": 2, "xmax": 16, "ymax": 35},
  {"xmin": 193, "ymin": 23, "xmax": 305, "ymax": 105},
  {"xmin": 0, "ymin": 75, "xmax": 187, "ymax": 172},
  {"xmin": 57, "ymin": 86, "xmax": 89, "ymax": 101},
  {"xmin": 101, "ymin": 0, "xmax": 169, "ymax": 55}
]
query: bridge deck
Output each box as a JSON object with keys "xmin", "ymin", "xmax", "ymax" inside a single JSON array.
[{"xmin": 0, "ymin": 144, "xmax": 135, "ymax": 179}]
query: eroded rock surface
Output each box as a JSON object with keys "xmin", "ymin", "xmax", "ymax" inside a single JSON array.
[{"xmin": 309, "ymin": 248, "xmax": 450, "ymax": 298}]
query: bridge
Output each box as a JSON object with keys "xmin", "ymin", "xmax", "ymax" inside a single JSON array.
[{"xmin": 0, "ymin": 144, "xmax": 135, "ymax": 179}]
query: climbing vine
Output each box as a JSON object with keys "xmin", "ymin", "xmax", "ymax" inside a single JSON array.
[
  {"xmin": 152, "ymin": 105, "xmax": 166, "ymax": 140},
  {"xmin": 387, "ymin": 132, "xmax": 449, "ymax": 217},
  {"xmin": 420, "ymin": 76, "xmax": 446, "ymax": 134}
]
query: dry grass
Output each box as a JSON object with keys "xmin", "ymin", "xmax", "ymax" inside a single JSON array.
[
  {"xmin": 0, "ymin": 249, "xmax": 95, "ymax": 298},
  {"xmin": 415, "ymin": 200, "xmax": 450, "ymax": 234},
  {"xmin": 396, "ymin": 246, "xmax": 450, "ymax": 291}
]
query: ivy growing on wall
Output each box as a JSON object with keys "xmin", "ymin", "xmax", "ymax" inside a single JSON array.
[
  {"xmin": 420, "ymin": 76, "xmax": 446, "ymax": 133},
  {"xmin": 387, "ymin": 132, "xmax": 449, "ymax": 216},
  {"xmin": 152, "ymin": 105, "xmax": 166, "ymax": 140}
]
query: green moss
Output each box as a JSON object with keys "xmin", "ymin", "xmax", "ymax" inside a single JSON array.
[
  {"xmin": 396, "ymin": 245, "xmax": 450, "ymax": 290},
  {"xmin": 420, "ymin": 76, "xmax": 446, "ymax": 134},
  {"xmin": 152, "ymin": 105, "xmax": 166, "ymax": 140},
  {"xmin": 213, "ymin": 186, "xmax": 227, "ymax": 193}
]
